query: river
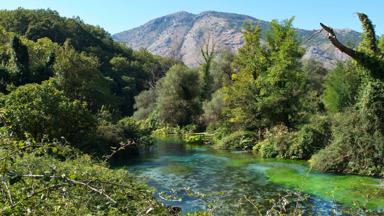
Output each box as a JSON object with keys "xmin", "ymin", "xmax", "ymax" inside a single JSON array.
[{"xmin": 123, "ymin": 137, "xmax": 384, "ymax": 215}]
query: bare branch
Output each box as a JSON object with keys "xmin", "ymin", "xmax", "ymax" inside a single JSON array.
[
  {"xmin": 320, "ymin": 23, "xmax": 358, "ymax": 59},
  {"xmin": 102, "ymin": 140, "xmax": 136, "ymax": 163},
  {"xmin": 2, "ymin": 180, "xmax": 13, "ymax": 206},
  {"xmin": 21, "ymin": 174, "xmax": 117, "ymax": 204},
  {"xmin": 0, "ymin": 184, "xmax": 64, "ymax": 213}
]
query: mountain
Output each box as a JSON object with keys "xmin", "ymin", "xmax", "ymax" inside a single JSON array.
[{"xmin": 113, "ymin": 11, "xmax": 362, "ymax": 68}]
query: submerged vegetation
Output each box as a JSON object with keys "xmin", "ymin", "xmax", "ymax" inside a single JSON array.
[{"xmin": 0, "ymin": 7, "xmax": 383, "ymax": 215}]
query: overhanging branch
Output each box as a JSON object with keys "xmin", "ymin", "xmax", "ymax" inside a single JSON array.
[{"xmin": 320, "ymin": 23, "xmax": 359, "ymax": 59}]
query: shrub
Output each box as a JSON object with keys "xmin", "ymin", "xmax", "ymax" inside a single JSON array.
[
  {"xmin": 0, "ymin": 137, "xmax": 168, "ymax": 215},
  {"xmin": 0, "ymin": 81, "xmax": 95, "ymax": 147},
  {"xmin": 95, "ymin": 116, "xmax": 153, "ymax": 160},
  {"xmin": 322, "ymin": 63, "xmax": 362, "ymax": 113},
  {"xmin": 219, "ymin": 130, "xmax": 257, "ymax": 150},
  {"xmin": 183, "ymin": 134, "xmax": 206, "ymax": 145},
  {"xmin": 253, "ymin": 125, "xmax": 292, "ymax": 158},
  {"xmin": 288, "ymin": 115, "xmax": 332, "ymax": 159},
  {"xmin": 310, "ymin": 109, "xmax": 384, "ymax": 177}
]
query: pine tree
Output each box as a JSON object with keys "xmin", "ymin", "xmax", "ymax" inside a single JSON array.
[{"xmin": 9, "ymin": 36, "xmax": 30, "ymax": 85}]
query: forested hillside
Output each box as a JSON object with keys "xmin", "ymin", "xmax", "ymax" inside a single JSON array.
[{"xmin": 0, "ymin": 8, "xmax": 179, "ymax": 215}]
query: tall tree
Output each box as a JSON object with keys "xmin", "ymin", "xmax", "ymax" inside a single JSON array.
[
  {"xmin": 311, "ymin": 13, "xmax": 384, "ymax": 177},
  {"xmin": 223, "ymin": 18, "xmax": 307, "ymax": 130},
  {"xmin": 157, "ymin": 64, "xmax": 202, "ymax": 126},
  {"xmin": 9, "ymin": 36, "xmax": 30, "ymax": 85},
  {"xmin": 200, "ymin": 38, "xmax": 215, "ymax": 101}
]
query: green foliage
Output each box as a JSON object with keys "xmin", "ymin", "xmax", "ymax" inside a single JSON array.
[
  {"xmin": 322, "ymin": 63, "xmax": 362, "ymax": 113},
  {"xmin": 219, "ymin": 130, "xmax": 257, "ymax": 150},
  {"xmin": 0, "ymin": 8, "xmax": 178, "ymax": 116},
  {"xmin": 223, "ymin": 18, "xmax": 308, "ymax": 131},
  {"xmin": 312, "ymin": 114, "xmax": 383, "ymax": 176},
  {"xmin": 109, "ymin": 51, "xmax": 178, "ymax": 115},
  {"xmin": 311, "ymin": 81, "xmax": 384, "ymax": 177},
  {"xmin": 0, "ymin": 137, "xmax": 169, "ymax": 215},
  {"xmin": 0, "ymin": 8, "xmax": 133, "ymax": 64},
  {"xmin": 95, "ymin": 108, "xmax": 153, "ymax": 160},
  {"xmin": 0, "ymin": 81, "xmax": 95, "ymax": 147},
  {"xmin": 0, "ymin": 30, "xmax": 60, "ymax": 92},
  {"xmin": 157, "ymin": 64, "xmax": 202, "ymax": 126},
  {"xmin": 357, "ymin": 13, "xmax": 379, "ymax": 55},
  {"xmin": 302, "ymin": 59, "xmax": 328, "ymax": 93},
  {"xmin": 133, "ymin": 88, "xmax": 158, "ymax": 120},
  {"xmin": 54, "ymin": 42, "xmax": 117, "ymax": 111},
  {"xmin": 253, "ymin": 125, "xmax": 292, "ymax": 158},
  {"xmin": 202, "ymin": 91, "xmax": 225, "ymax": 128},
  {"xmin": 252, "ymin": 117, "xmax": 331, "ymax": 160},
  {"xmin": 288, "ymin": 115, "xmax": 332, "ymax": 160},
  {"xmin": 8, "ymin": 36, "xmax": 30, "ymax": 86},
  {"xmin": 183, "ymin": 134, "xmax": 207, "ymax": 145},
  {"xmin": 209, "ymin": 50, "xmax": 234, "ymax": 91},
  {"xmin": 311, "ymin": 14, "xmax": 384, "ymax": 177}
]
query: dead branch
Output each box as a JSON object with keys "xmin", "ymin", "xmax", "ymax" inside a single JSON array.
[
  {"xmin": 320, "ymin": 23, "xmax": 358, "ymax": 59},
  {"xmin": 103, "ymin": 140, "xmax": 136, "ymax": 163},
  {"xmin": 21, "ymin": 174, "xmax": 117, "ymax": 204},
  {"xmin": 0, "ymin": 184, "xmax": 64, "ymax": 213},
  {"xmin": 2, "ymin": 180, "xmax": 13, "ymax": 206}
]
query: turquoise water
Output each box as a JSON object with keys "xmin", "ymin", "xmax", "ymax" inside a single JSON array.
[{"xmin": 124, "ymin": 138, "xmax": 384, "ymax": 215}]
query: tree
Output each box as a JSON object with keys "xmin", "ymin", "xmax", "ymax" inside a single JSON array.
[
  {"xmin": 320, "ymin": 13, "xmax": 384, "ymax": 80},
  {"xmin": 223, "ymin": 18, "xmax": 308, "ymax": 131},
  {"xmin": 200, "ymin": 38, "xmax": 215, "ymax": 101},
  {"xmin": 8, "ymin": 36, "xmax": 30, "ymax": 85},
  {"xmin": 157, "ymin": 64, "xmax": 202, "ymax": 126},
  {"xmin": 108, "ymin": 56, "xmax": 137, "ymax": 115},
  {"xmin": 311, "ymin": 13, "xmax": 384, "ymax": 177},
  {"xmin": 322, "ymin": 62, "xmax": 362, "ymax": 113},
  {"xmin": 210, "ymin": 49, "xmax": 234, "ymax": 91},
  {"xmin": 302, "ymin": 59, "xmax": 328, "ymax": 93},
  {"xmin": 53, "ymin": 41, "xmax": 117, "ymax": 111},
  {"xmin": 133, "ymin": 88, "xmax": 157, "ymax": 120},
  {"xmin": 0, "ymin": 81, "xmax": 96, "ymax": 147}
]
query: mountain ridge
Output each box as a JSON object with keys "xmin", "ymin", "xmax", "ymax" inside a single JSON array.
[{"xmin": 113, "ymin": 11, "xmax": 362, "ymax": 68}]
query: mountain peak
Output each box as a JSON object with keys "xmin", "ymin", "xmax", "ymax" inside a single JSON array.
[
  {"xmin": 168, "ymin": 11, "xmax": 195, "ymax": 17},
  {"xmin": 113, "ymin": 11, "xmax": 361, "ymax": 68}
]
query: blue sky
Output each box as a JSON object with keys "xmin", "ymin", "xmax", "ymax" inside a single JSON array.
[{"xmin": 1, "ymin": 0, "xmax": 382, "ymax": 35}]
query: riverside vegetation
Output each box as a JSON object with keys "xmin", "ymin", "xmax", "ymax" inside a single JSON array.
[{"xmin": 0, "ymin": 8, "xmax": 383, "ymax": 215}]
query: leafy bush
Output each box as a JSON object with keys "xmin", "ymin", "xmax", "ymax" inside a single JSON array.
[
  {"xmin": 183, "ymin": 134, "xmax": 206, "ymax": 145},
  {"xmin": 322, "ymin": 63, "xmax": 362, "ymax": 113},
  {"xmin": 0, "ymin": 81, "xmax": 95, "ymax": 147},
  {"xmin": 288, "ymin": 115, "xmax": 332, "ymax": 159},
  {"xmin": 202, "ymin": 91, "xmax": 225, "ymax": 128},
  {"xmin": 253, "ymin": 125, "xmax": 292, "ymax": 158},
  {"xmin": 219, "ymin": 130, "xmax": 257, "ymax": 150},
  {"xmin": 0, "ymin": 137, "xmax": 169, "ymax": 215},
  {"xmin": 95, "ymin": 116, "xmax": 154, "ymax": 160},
  {"xmin": 310, "ymin": 109, "xmax": 384, "ymax": 177}
]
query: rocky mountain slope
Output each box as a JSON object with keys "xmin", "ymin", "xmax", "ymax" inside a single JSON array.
[{"xmin": 113, "ymin": 11, "xmax": 362, "ymax": 68}]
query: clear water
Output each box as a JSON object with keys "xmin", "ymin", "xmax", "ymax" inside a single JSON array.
[{"xmin": 123, "ymin": 137, "xmax": 384, "ymax": 215}]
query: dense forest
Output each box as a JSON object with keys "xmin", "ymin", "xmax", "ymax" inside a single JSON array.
[{"xmin": 0, "ymin": 8, "xmax": 383, "ymax": 215}]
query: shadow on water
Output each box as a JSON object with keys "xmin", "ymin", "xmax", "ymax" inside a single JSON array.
[{"xmin": 121, "ymin": 136, "xmax": 384, "ymax": 215}]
